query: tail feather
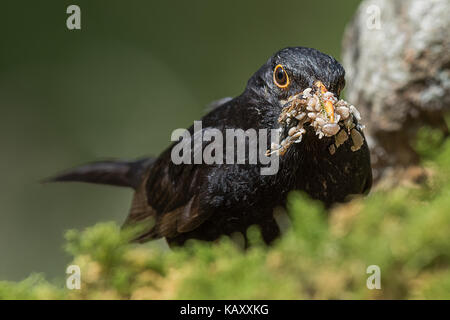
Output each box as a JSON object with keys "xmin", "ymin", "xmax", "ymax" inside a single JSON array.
[{"xmin": 44, "ymin": 157, "xmax": 154, "ymax": 190}]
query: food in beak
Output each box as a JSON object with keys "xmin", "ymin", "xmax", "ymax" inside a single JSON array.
[
  {"xmin": 316, "ymin": 81, "xmax": 335, "ymax": 123},
  {"xmin": 267, "ymin": 81, "xmax": 365, "ymax": 156}
]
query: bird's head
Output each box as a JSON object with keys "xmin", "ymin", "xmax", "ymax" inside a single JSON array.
[
  {"xmin": 247, "ymin": 47, "xmax": 345, "ymax": 102},
  {"xmin": 245, "ymin": 47, "xmax": 363, "ymax": 156}
]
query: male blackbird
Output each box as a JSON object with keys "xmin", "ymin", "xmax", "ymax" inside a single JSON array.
[{"xmin": 49, "ymin": 47, "xmax": 372, "ymax": 246}]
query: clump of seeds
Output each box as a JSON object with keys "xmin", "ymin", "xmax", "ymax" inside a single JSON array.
[{"xmin": 267, "ymin": 83, "xmax": 365, "ymax": 156}]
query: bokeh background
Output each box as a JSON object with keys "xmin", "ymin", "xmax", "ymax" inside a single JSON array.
[{"xmin": 0, "ymin": 0, "xmax": 361, "ymax": 281}]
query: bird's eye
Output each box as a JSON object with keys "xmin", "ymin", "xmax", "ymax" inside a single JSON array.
[{"xmin": 273, "ymin": 64, "xmax": 289, "ymax": 88}]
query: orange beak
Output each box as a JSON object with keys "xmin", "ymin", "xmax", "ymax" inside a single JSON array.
[{"xmin": 315, "ymin": 81, "xmax": 335, "ymax": 123}]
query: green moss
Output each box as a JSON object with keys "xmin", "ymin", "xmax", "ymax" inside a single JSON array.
[{"xmin": 1, "ymin": 131, "xmax": 449, "ymax": 300}]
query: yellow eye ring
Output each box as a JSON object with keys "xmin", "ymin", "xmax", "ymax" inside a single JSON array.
[{"xmin": 273, "ymin": 64, "xmax": 289, "ymax": 88}]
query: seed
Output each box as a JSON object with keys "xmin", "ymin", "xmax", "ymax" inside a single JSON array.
[
  {"xmin": 350, "ymin": 105, "xmax": 361, "ymax": 121},
  {"xmin": 288, "ymin": 127, "xmax": 297, "ymax": 136},
  {"xmin": 303, "ymin": 88, "xmax": 312, "ymax": 96},
  {"xmin": 314, "ymin": 101, "xmax": 322, "ymax": 112},
  {"xmin": 295, "ymin": 112, "xmax": 306, "ymax": 120},
  {"xmin": 350, "ymin": 128, "xmax": 364, "ymax": 151},
  {"xmin": 335, "ymin": 130, "xmax": 348, "ymax": 147},
  {"xmin": 308, "ymin": 96, "xmax": 317, "ymax": 107},
  {"xmin": 334, "ymin": 114, "xmax": 341, "ymax": 124},
  {"xmin": 322, "ymin": 123, "xmax": 340, "ymax": 136},
  {"xmin": 344, "ymin": 117, "xmax": 355, "ymax": 129},
  {"xmin": 271, "ymin": 142, "xmax": 280, "ymax": 150},
  {"xmin": 294, "ymin": 137, "xmax": 303, "ymax": 143},
  {"xmin": 307, "ymin": 112, "xmax": 316, "ymax": 120},
  {"xmin": 315, "ymin": 117, "xmax": 326, "ymax": 126},
  {"xmin": 336, "ymin": 106, "xmax": 350, "ymax": 119},
  {"xmin": 306, "ymin": 105, "xmax": 315, "ymax": 112}
]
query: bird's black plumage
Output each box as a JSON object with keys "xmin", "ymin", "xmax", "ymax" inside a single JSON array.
[{"xmin": 48, "ymin": 47, "xmax": 372, "ymax": 246}]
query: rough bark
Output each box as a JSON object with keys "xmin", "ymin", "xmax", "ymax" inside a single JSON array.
[{"xmin": 342, "ymin": 0, "xmax": 450, "ymax": 182}]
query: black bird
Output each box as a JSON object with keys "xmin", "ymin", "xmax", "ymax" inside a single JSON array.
[{"xmin": 48, "ymin": 47, "xmax": 372, "ymax": 246}]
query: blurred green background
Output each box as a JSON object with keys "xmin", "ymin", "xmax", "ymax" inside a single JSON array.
[{"xmin": 0, "ymin": 0, "xmax": 361, "ymax": 281}]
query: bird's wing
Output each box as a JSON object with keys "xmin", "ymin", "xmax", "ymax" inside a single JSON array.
[
  {"xmin": 123, "ymin": 128, "xmax": 216, "ymax": 242},
  {"xmin": 124, "ymin": 99, "xmax": 268, "ymax": 242}
]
